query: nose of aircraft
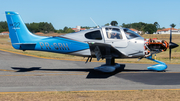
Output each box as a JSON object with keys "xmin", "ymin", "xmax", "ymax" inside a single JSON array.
[
  {"xmin": 168, "ymin": 28, "xmax": 179, "ymax": 60},
  {"xmin": 169, "ymin": 42, "xmax": 179, "ymax": 60},
  {"xmin": 169, "ymin": 42, "xmax": 179, "ymax": 49}
]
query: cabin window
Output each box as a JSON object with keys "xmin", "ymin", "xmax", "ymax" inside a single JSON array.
[
  {"xmin": 123, "ymin": 28, "xmax": 141, "ymax": 39},
  {"xmin": 106, "ymin": 28, "xmax": 123, "ymax": 39},
  {"xmin": 85, "ymin": 30, "xmax": 102, "ymax": 40}
]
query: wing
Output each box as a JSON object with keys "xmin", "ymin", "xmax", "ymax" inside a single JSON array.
[{"xmin": 88, "ymin": 42, "xmax": 126, "ymax": 61}]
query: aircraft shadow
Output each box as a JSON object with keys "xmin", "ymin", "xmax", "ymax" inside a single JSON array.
[
  {"xmin": 11, "ymin": 67, "xmax": 92, "ymax": 72},
  {"xmin": 11, "ymin": 64, "xmax": 161, "ymax": 79},
  {"xmin": 86, "ymin": 66, "xmax": 125, "ymax": 79},
  {"xmin": 11, "ymin": 66, "xmax": 180, "ymax": 84},
  {"xmin": 11, "ymin": 64, "xmax": 126, "ymax": 78}
]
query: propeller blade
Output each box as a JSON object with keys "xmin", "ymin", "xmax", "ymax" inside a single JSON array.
[
  {"xmin": 170, "ymin": 28, "xmax": 172, "ymax": 43},
  {"xmin": 169, "ymin": 27, "xmax": 172, "ymax": 60},
  {"xmin": 169, "ymin": 28, "xmax": 179, "ymax": 60},
  {"xmin": 169, "ymin": 47, "xmax": 171, "ymax": 60}
]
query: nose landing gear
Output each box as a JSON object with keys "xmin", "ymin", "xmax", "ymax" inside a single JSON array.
[{"xmin": 146, "ymin": 55, "xmax": 167, "ymax": 72}]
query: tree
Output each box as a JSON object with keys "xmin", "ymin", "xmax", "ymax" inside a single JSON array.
[
  {"xmin": 121, "ymin": 22, "xmax": 158, "ymax": 33},
  {"xmin": 55, "ymin": 29, "xmax": 64, "ymax": 33},
  {"xmin": 81, "ymin": 26, "xmax": 92, "ymax": 29},
  {"xmin": 104, "ymin": 23, "xmax": 110, "ymax": 26},
  {"xmin": 170, "ymin": 23, "xmax": 176, "ymax": 28},
  {"xmin": 0, "ymin": 21, "xmax": 8, "ymax": 33},
  {"xmin": 121, "ymin": 22, "xmax": 146, "ymax": 31},
  {"xmin": 26, "ymin": 22, "xmax": 40, "ymax": 33},
  {"xmin": 143, "ymin": 24, "xmax": 157, "ymax": 34},
  {"xmin": 66, "ymin": 28, "xmax": 75, "ymax": 33},
  {"xmin": 110, "ymin": 21, "xmax": 118, "ymax": 26},
  {"xmin": 154, "ymin": 22, "xmax": 160, "ymax": 29},
  {"xmin": 131, "ymin": 22, "xmax": 146, "ymax": 30},
  {"xmin": 62, "ymin": 26, "xmax": 75, "ymax": 33},
  {"xmin": 63, "ymin": 26, "xmax": 68, "ymax": 33},
  {"xmin": 122, "ymin": 23, "xmax": 131, "ymax": 28},
  {"xmin": 26, "ymin": 22, "xmax": 55, "ymax": 33}
]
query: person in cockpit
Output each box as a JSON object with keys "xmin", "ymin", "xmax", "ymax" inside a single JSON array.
[{"xmin": 111, "ymin": 33, "xmax": 120, "ymax": 39}]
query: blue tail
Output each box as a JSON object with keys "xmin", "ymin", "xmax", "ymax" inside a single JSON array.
[
  {"xmin": 5, "ymin": 11, "xmax": 42, "ymax": 49},
  {"xmin": 5, "ymin": 11, "xmax": 90, "ymax": 55}
]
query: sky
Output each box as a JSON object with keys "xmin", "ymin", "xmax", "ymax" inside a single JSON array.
[{"xmin": 1, "ymin": 0, "xmax": 180, "ymax": 30}]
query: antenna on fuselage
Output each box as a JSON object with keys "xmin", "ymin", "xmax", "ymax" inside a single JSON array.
[{"xmin": 90, "ymin": 17, "xmax": 99, "ymax": 28}]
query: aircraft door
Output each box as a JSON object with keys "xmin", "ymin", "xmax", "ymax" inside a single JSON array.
[{"xmin": 104, "ymin": 27, "xmax": 128, "ymax": 47}]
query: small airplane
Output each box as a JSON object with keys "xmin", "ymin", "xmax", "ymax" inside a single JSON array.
[{"xmin": 5, "ymin": 11, "xmax": 179, "ymax": 72}]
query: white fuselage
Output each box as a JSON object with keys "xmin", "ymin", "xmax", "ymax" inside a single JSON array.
[{"xmin": 62, "ymin": 26, "xmax": 145, "ymax": 58}]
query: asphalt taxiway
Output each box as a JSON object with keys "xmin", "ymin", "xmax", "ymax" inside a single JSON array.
[{"xmin": 0, "ymin": 50, "xmax": 180, "ymax": 92}]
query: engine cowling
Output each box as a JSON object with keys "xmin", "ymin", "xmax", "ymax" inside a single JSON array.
[{"xmin": 144, "ymin": 38, "xmax": 169, "ymax": 57}]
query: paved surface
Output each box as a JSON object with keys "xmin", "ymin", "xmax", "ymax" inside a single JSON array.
[{"xmin": 0, "ymin": 50, "xmax": 180, "ymax": 92}]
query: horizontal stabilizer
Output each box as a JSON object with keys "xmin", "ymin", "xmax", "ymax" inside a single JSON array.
[
  {"xmin": 12, "ymin": 43, "xmax": 36, "ymax": 50},
  {"xmin": 13, "ymin": 43, "xmax": 36, "ymax": 45}
]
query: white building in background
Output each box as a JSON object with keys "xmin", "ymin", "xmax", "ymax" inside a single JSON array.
[
  {"xmin": 129, "ymin": 28, "xmax": 142, "ymax": 35},
  {"xmin": 72, "ymin": 26, "xmax": 86, "ymax": 32},
  {"xmin": 155, "ymin": 28, "xmax": 180, "ymax": 34},
  {"xmin": 0, "ymin": 31, "xmax": 9, "ymax": 35}
]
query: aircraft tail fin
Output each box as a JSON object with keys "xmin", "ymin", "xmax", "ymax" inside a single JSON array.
[{"xmin": 5, "ymin": 11, "xmax": 40, "ymax": 49}]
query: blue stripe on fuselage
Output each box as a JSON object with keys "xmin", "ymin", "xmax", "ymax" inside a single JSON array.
[{"xmin": 34, "ymin": 36, "xmax": 89, "ymax": 53}]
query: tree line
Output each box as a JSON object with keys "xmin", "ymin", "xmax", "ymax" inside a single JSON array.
[
  {"xmin": 26, "ymin": 22, "xmax": 55, "ymax": 33},
  {"xmin": 110, "ymin": 21, "xmax": 176, "ymax": 34},
  {"xmin": 55, "ymin": 26, "xmax": 75, "ymax": 33},
  {"xmin": 104, "ymin": 21, "xmax": 160, "ymax": 34},
  {"xmin": 0, "ymin": 21, "xmax": 8, "ymax": 32},
  {"xmin": 0, "ymin": 21, "xmax": 177, "ymax": 34},
  {"xmin": 0, "ymin": 21, "xmax": 75, "ymax": 33},
  {"xmin": 121, "ymin": 22, "xmax": 157, "ymax": 34}
]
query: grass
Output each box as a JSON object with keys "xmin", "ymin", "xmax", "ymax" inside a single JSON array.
[
  {"xmin": 0, "ymin": 34, "xmax": 180, "ymax": 64},
  {"xmin": 0, "ymin": 34, "xmax": 180, "ymax": 100},
  {"xmin": 0, "ymin": 90, "xmax": 180, "ymax": 101}
]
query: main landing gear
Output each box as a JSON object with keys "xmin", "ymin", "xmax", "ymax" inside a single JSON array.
[{"xmin": 94, "ymin": 56, "xmax": 121, "ymax": 73}]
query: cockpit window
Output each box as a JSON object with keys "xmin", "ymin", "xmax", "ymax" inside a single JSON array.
[
  {"xmin": 123, "ymin": 28, "xmax": 141, "ymax": 39},
  {"xmin": 85, "ymin": 30, "xmax": 102, "ymax": 40},
  {"xmin": 106, "ymin": 28, "xmax": 123, "ymax": 39}
]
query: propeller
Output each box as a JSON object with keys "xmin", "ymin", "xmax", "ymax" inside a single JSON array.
[{"xmin": 169, "ymin": 28, "xmax": 179, "ymax": 60}]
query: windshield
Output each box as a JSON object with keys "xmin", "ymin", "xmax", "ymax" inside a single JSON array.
[
  {"xmin": 123, "ymin": 28, "xmax": 141, "ymax": 39},
  {"xmin": 106, "ymin": 28, "xmax": 123, "ymax": 39}
]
